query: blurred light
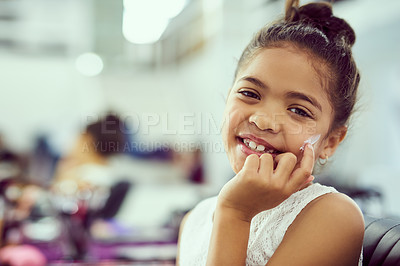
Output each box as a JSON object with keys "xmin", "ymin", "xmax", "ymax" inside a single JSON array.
[
  {"xmin": 5, "ymin": 185, "xmax": 21, "ymax": 201},
  {"xmin": 75, "ymin": 53, "xmax": 104, "ymax": 77},
  {"xmin": 62, "ymin": 201, "xmax": 79, "ymax": 214},
  {"xmin": 203, "ymin": 0, "xmax": 222, "ymax": 12},
  {"xmin": 122, "ymin": 0, "xmax": 187, "ymax": 44},
  {"xmin": 122, "ymin": 10, "xmax": 168, "ymax": 44},
  {"xmin": 57, "ymin": 179, "xmax": 77, "ymax": 195},
  {"xmin": 23, "ymin": 217, "xmax": 61, "ymax": 241}
]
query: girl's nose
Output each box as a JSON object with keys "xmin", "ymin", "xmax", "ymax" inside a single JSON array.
[{"xmin": 248, "ymin": 112, "xmax": 283, "ymax": 133}]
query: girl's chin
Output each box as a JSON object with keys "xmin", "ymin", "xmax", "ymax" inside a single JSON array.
[
  {"xmin": 229, "ymin": 147, "xmax": 254, "ymax": 173},
  {"xmin": 232, "ymin": 165, "xmax": 242, "ymax": 174}
]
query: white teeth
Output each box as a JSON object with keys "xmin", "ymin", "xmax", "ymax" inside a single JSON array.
[
  {"xmin": 256, "ymin": 145, "xmax": 265, "ymax": 152},
  {"xmin": 248, "ymin": 141, "xmax": 257, "ymax": 149},
  {"xmin": 242, "ymin": 138, "xmax": 273, "ymax": 153},
  {"xmin": 242, "ymin": 138, "xmax": 279, "ymax": 154}
]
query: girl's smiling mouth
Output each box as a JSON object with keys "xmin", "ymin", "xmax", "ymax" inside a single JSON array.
[{"xmin": 237, "ymin": 134, "xmax": 283, "ymax": 157}]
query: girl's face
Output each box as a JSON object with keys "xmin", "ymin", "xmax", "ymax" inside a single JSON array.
[{"xmin": 222, "ymin": 45, "xmax": 336, "ymax": 173}]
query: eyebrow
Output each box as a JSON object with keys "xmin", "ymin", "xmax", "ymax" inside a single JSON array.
[
  {"xmin": 239, "ymin": 76, "xmax": 322, "ymax": 112},
  {"xmin": 285, "ymin": 91, "xmax": 322, "ymax": 112},
  {"xmin": 239, "ymin": 76, "xmax": 268, "ymax": 90}
]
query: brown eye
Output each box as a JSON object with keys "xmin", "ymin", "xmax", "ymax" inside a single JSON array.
[
  {"xmin": 239, "ymin": 90, "xmax": 260, "ymax": 100},
  {"xmin": 288, "ymin": 107, "xmax": 312, "ymax": 118}
]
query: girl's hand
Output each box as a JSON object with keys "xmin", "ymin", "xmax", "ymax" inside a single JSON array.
[{"xmin": 217, "ymin": 143, "xmax": 315, "ymax": 222}]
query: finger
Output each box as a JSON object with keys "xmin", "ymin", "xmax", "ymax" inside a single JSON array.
[
  {"xmin": 298, "ymin": 175, "xmax": 315, "ymax": 190},
  {"xmin": 242, "ymin": 154, "xmax": 260, "ymax": 173},
  {"xmin": 306, "ymin": 175, "xmax": 315, "ymax": 184},
  {"xmin": 295, "ymin": 175, "xmax": 315, "ymax": 192},
  {"xmin": 273, "ymin": 153, "xmax": 286, "ymax": 165},
  {"xmin": 287, "ymin": 144, "xmax": 315, "ymax": 190},
  {"xmin": 300, "ymin": 143, "xmax": 315, "ymax": 173},
  {"xmin": 289, "ymin": 142, "xmax": 315, "ymax": 176},
  {"xmin": 274, "ymin": 153, "xmax": 297, "ymax": 181},
  {"xmin": 274, "ymin": 152, "xmax": 294, "ymax": 170},
  {"xmin": 258, "ymin": 153, "xmax": 273, "ymax": 178}
]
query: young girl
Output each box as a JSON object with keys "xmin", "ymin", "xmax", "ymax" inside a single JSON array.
[{"xmin": 178, "ymin": 0, "xmax": 364, "ymax": 265}]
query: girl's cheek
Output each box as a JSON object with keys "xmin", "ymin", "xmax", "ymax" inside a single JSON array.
[
  {"xmin": 284, "ymin": 138, "xmax": 305, "ymax": 155},
  {"xmin": 224, "ymin": 109, "xmax": 243, "ymax": 132}
]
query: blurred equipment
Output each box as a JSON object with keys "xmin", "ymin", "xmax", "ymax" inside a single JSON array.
[{"xmin": 363, "ymin": 215, "xmax": 400, "ymax": 266}]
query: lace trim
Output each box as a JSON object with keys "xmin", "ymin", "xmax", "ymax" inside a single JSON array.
[{"xmin": 179, "ymin": 183, "xmax": 362, "ymax": 266}]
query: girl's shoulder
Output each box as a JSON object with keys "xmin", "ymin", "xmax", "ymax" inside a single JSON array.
[
  {"xmin": 301, "ymin": 189, "xmax": 364, "ymax": 225},
  {"xmin": 266, "ymin": 189, "xmax": 364, "ymax": 265},
  {"xmin": 179, "ymin": 195, "xmax": 218, "ymax": 234},
  {"xmin": 295, "ymin": 185, "xmax": 365, "ymax": 241}
]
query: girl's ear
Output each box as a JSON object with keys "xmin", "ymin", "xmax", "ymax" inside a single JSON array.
[{"xmin": 319, "ymin": 126, "xmax": 347, "ymax": 159}]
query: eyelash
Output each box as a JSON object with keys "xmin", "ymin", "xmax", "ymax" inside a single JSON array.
[
  {"xmin": 238, "ymin": 90, "xmax": 260, "ymax": 100},
  {"xmin": 239, "ymin": 89, "xmax": 314, "ymax": 119},
  {"xmin": 288, "ymin": 107, "xmax": 313, "ymax": 118}
]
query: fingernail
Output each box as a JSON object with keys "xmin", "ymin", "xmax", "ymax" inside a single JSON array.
[
  {"xmin": 299, "ymin": 143, "xmax": 306, "ymax": 152},
  {"xmin": 303, "ymin": 175, "xmax": 314, "ymax": 186},
  {"xmin": 306, "ymin": 142, "xmax": 313, "ymax": 151},
  {"xmin": 299, "ymin": 134, "xmax": 320, "ymax": 152},
  {"xmin": 299, "ymin": 142, "xmax": 310, "ymax": 152},
  {"xmin": 300, "ymin": 143, "xmax": 313, "ymax": 153}
]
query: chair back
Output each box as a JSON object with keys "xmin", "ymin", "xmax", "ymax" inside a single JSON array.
[{"xmin": 363, "ymin": 215, "xmax": 400, "ymax": 266}]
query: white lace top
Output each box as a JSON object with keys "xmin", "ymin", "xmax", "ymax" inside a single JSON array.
[{"xmin": 179, "ymin": 183, "xmax": 363, "ymax": 265}]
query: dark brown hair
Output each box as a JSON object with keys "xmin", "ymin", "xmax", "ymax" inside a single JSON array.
[
  {"xmin": 86, "ymin": 114, "xmax": 127, "ymax": 157},
  {"xmin": 235, "ymin": 0, "xmax": 360, "ymax": 131}
]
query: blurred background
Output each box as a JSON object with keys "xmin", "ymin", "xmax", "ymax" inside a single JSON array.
[{"xmin": 0, "ymin": 0, "xmax": 399, "ymax": 264}]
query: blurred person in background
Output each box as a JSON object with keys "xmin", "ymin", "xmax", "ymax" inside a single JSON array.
[
  {"xmin": 50, "ymin": 113, "xmax": 132, "ymax": 259},
  {"xmin": 50, "ymin": 112, "xmax": 201, "ymax": 261},
  {"xmin": 26, "ymin": 135, "xmax": 59, "ymax": 188},
  {"xmin": 52, "ymin": 112, "xmax": 175, "ymax": 194},
  {"xmin": 52, "ymin": 113, "xmax": 128, "ymax": 193}
]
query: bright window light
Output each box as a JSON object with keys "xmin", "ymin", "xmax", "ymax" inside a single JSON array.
[
  {"xmin": 75, "ymin": 53, "xmax": 104, "ymax": 77},
  {"xmin": 123, "ymin": 10, "xmax": 169, "ymax": 44},
  {"xmin": 122, "ymin": 0, "xmax": 187, "ymax": 44}
]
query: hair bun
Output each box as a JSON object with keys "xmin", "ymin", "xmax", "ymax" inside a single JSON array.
[{"xmin": 285, "ymin": 1, "xmax": 356, "ymax": 46}]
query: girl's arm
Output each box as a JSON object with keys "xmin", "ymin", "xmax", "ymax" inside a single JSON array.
[
  {"xmin": 206, "ymin": 204, "xmax": 252, "ymax": 265},
  {"xmin": 206, "ymin": 144, "xmax": 316, "ymax": 265}
]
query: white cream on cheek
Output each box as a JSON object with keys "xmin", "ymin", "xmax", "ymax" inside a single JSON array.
[{"xmin": 299, "ymin": 134, "xmax": 321, "ymax": 151}]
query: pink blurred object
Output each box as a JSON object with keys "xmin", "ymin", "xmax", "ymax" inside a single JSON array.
[{"xmin": 0, "ymin": 244, "xmax": 47, "ymax": 266}]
